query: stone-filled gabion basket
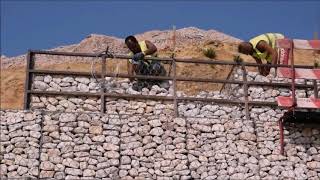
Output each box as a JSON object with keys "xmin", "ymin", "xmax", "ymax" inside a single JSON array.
[{"xmin": 1, "ymin": 69, "xmax": 320, "ymax": 179}]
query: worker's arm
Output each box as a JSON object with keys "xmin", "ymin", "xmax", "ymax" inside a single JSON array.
[
  {"xmin": 144, "ymin": 40, "xmax": 157, "ymax": 55},
  {"xmin": 256, "ymin": 41, "xmax": 278, "ymax": 65},
  {"xmin": 132, "ymin": 40, "xmax": 157, "ymax": 62},
  {"xmin": 253, "ymin": 56, "xmax": 269, "ymax": 76}
]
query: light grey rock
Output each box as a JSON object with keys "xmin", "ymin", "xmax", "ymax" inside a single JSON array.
[
  {"xmin": 83, "ymin": 104, "xmax": 98, "ymax": 111},
  {"xmin": 259, "ymin": 159, "xmax": 270, "ymax": 167},
  {"xmin": 44, "ymin": 75, "xmax": 53, "ymax": 83},
  {"xmin": 174, "ymin": 118, "xmax": 186, "ymax": 126},
  {"xmin": 59, "ymin": 113, "xmax": 76, "ymax": 122},
  {"xmin": 190, "ymin": 160, "xmax": 201, "ymax": 170},
  {"xmin": 121, "ymin": 156, "xmax": 131, "ymax": 165},
  {"xmin": 103, "ymin": 143, "xmax": 119, "ymax": 151},
  {"xmin": 213, "ymin": 110, "xmax": 226, "ymax": 116},
  {"xmin": 0, "ymin": 164, "xmax": 7, "ymax": 175},
  {"xmin": 40, "ymin": 170, "xmax": 55, "ymax": 178},
  {"xmin": 239, "ymin": 132, "xmax": 256, "ymax": 141},
  {"xmin": 230, "ymin": 173, "xmax": 245, "ymax": 180},
  {"xmin": 62, "ymin": 77, "xmax": 74, "ymax": 83},
  {"xmin": 32, "ymin": 96, "xmax": 40, "ymax": 103},
  {"xmin": 59, "ymin": 100, "xmax": 76, "ymax": 110},
  {"xmin": 150, "ymin": 127, "xmax": 164, "ymax": 136},
  {"xmin": 78, "ymin": 83, "xmax": 90, "ymax": 92},
  {"xmin": 129, "ymin": 168, "xmax": 139, "ymax": 176},
  {"xmin": 192, "ymin": 124, "xmax": 211, "ymax": 132},
  {"xmin": 92, "ymin": 135, "xmax": 105, "ymax": 142},
  {"xmin": 119, "ymin": 169, "xmax": 128, "ymax": 177},
  {"xmin": 69, "ymin": 98, "xmax": 83, "ymax": 104},
  {"xmin": 89, "ymin": 126, "xmax": 103, "ymax": 134},
  {"xmin": 184, "ymin": 108, "xmax": 200, "ymax": 117},
  {"xmin": 307, "ymin": 147, "xmax": 318, "ymax": 155},
  {"xmin": 212, "ymin": 124, "xmax": 224, "ymax": 132},
  {"xmin": 7, "ymin": 115, "xmax": 23, "ymax": 125},
  {"xmin": 83, "ymin": 169, "xmax": 95, "ymax": 177},
  {"xmin": 17, "ymin": 166, "xmax": 28, "ymax": 175},
  {"xmin": 54, "ymin": 172, "xmax": 65, "ymax": 179},
  {"xmin": 60, "ymin": 134, "xmax": 73, "ymax": 141},
  {"xmin": 62, "ymin": 158, "xmax": 79, "ymax": 168},
  {"xmin": 65, "ymin": 167, "xmax": 82, "ymax": 176},
  {"xmin": 307, "ymin": 161, "xmax": 320, "ymax": 169},
  {"xmin": 75, "ymin": 77, "xmax": 90, "ymax": 84},
  {"xmin": 40, "ymin": 161, "xmax": 55, "ymax": 171},
  {"xmin": 34, "ymin": 81, "xmax": 49, "ymax": 90},
  {"xmin": 74, "ymin": 144, "xmax": 90, "ymax": 151},
  {"xmin": 148, "ymin": 119, "xmax": 162, "ymax": 127},
  {"xmin": 47, "ymin": 104, "xmax": 57, "ymax": 111},
  {"xmin": 163, "ymin": 150, "xmax": 175, "ymax": 160},
  {"xmin": 104, "ymin": 151, "xmax": 120, "ymax": 159}
]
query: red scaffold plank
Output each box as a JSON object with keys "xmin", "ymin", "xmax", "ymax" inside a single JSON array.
[
  {"xmin": 293, "ymin": 39, "xmax": 320, "ymax": 50},
  {"xmin": 277, "ymin": 96, "xmax": 320, "ymax": 109},
  {"xmin": 277, "ymin": 67, "xmax": 320, "ymax": 80},
  {"xmin": 276, "ymin": 39, "xmax": 292, "ymax": 49}
]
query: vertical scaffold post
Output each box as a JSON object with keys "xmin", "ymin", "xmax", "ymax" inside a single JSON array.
[
  {"xmin": 100, "ymin": 54, "xmax": 107, "ymax": 114},
  {"xmin": 173, "ymin": 58, "xmax": 178, "ymax": 117},
  {"xmin": 241, "ymin": 64, "xmax": 249, "ymax": 121},
  {"xmin": 313, "ymin": 80, "xmax": 318, "ymax": 98},
  {"xmin": 279, "ymin": 116, "xmax": 284, "ymax": 155},
  {"xmin": 24, "ymin": 50, "xmax": 34, "ymax": 110}
]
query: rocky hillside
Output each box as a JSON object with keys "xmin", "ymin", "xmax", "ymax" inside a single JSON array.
[{"xmin": 1, "ymin": 27, "xmax": 242, "ymax": 68}]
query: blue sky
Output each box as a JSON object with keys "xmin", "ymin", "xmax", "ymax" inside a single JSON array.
[{"xmin": 1, "ymin": 0, "xmax": 320, "ymax": 57}]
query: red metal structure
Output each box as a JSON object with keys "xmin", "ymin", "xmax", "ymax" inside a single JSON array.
[{"xmin": 276, "ymin": 39, "xmax": 320, "ymax": 155}]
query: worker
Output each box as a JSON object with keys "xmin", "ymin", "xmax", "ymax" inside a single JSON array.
[
  {"xmin": 125, "ymin": 35, "xmax": 167, "ymax": 91},
  {"xmin": 238, "ymin": 33, "xmax": 285, "ymax": 76}
]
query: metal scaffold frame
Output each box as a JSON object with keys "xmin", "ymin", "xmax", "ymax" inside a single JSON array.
[{"xmin": 24, "ymin": 49, "xmax": 318, "ymax": 119}]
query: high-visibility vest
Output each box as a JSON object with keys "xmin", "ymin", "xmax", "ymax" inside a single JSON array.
[
  {"xmin": 129, "ymin": 41, "xmax": 156, "ymax": 64},
  {"xmin": 138, "ymin": 41, "xmax": 148, "ymax": 54},
  {"xmin": 249, "ymin": 33, "xmax": 284, "ymax": 63}
]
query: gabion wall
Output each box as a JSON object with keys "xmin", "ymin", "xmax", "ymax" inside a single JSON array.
[{"xmin": 1, "ymin": 70, "xmax": 320, "ymax": 179}]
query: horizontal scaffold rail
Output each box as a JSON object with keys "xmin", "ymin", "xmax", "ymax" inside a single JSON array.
[
  {"xmin": 29, "ymin": 49, "xmax": 317, "ymax": 69},
  {"xmin": 24, "ymin": 50, "xmax": 319, "ymax": 116},
  {"xmin": 30, "ymin": 69, "xmax": 316, "ymax": 88}
]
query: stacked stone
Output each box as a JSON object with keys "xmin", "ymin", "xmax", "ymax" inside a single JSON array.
[
  {"xmin": 106, "ymin": 100, "xmax": 174, "ymax": 116},
  {"xmin": 33, "ymin": 75, "xmax": 100, "ymax": 93},
  {"xmin": 32, "ymin": 75, "xmax": 173, "ymax": 96},
  {"xmin": 39, "ymin": 112, "xmax": 120, "ymax": 179},
  {"xmin": 31, "ymin": 95, "xmax": 101, "ymax": 112},
  {"xmin": 0, "ymin": 110, "xmax": 41, "ymax": 178},
  {"xmin": 30, "ymin": 75, "xmax": 173, "ymax": 114},
  {"xmin": 106, "ymin": 78, "xmax": 173, "ymax": 96},
  {"xmin": 119, "ymin": 115, "xmax": 189, "ymax": 179},
  {"xmin": 186, "ymin": 107, "xmax": 260, "ymax": 180},
  {"xmin": 2, "ymin": 69, "xmax": 320, "ymax": 179},
  {"xmin": 178, "ymin": 103, "xmax": 235, "ymax": 118},
  {"xmin": 252, "ymin": 107, "xmax": 320, "ymax": 180},
  {"xmin": 231, "ymin": 69, "xmax": 320, "ymax": 101}
]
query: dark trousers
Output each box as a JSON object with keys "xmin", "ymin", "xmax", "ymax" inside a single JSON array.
[{"xmin": 133, "ymin": 60, "xmax": 167, "ymax": 91}]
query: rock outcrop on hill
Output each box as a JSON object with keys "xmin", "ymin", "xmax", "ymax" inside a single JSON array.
[{"xmin": 1, "ymin": 27, "xmax": 241, "ymax": 69}]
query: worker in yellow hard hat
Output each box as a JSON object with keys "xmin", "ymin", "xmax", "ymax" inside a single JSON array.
[{"xmin": 238, "ymin": 33, "xmax": 285, "ymax": 76}]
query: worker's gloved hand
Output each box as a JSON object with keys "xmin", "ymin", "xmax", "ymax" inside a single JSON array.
[{"xmin": 133, "ymin": 52, "xmax": 145, "ymax": 62}]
